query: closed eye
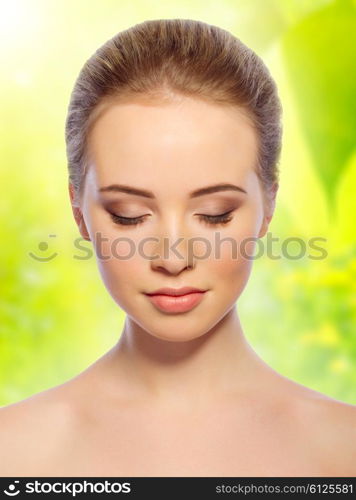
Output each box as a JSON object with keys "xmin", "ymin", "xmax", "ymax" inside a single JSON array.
[
  {"xmin": 109, "ymin": 209, "xmax": 235, "ymax": 227},
  {"xmin": 109, "ymin": 213, "xmax": 148, "ymax": 226},
  {"xmin": 196, "ymin": 209, "xmax": 234, "ymax": 226}
]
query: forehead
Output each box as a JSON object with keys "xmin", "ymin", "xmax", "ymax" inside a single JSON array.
[{"xmin": 85, "ymin": 96, "xmax": 258, "ymax": 194}]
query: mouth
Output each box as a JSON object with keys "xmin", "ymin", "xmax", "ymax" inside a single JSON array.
[
  {"xmin": 145, "ymin": 286, "xmax": 206, "ymax": 297},
  {"xmin": 144, "ymin": 289, "xmax": 207, "ymax": 314}
]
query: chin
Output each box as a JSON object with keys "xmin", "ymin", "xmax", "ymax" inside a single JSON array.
[
  {"xmin": 150, "ymin": 330, "xmax": 207, "ymax": 343},
  {"xmin": 138, "ymin": 318, "xmax": 214, "ymax": 343}
]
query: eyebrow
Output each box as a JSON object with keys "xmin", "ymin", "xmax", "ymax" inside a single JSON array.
[{"xmin": 98, "ymin": 183, "xmax": 247, "ymax": 198}]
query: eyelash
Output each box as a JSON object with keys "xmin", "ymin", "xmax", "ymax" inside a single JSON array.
[{"xmin": 109, "ymin": 210, "xmax": 234, "ymax": 227}]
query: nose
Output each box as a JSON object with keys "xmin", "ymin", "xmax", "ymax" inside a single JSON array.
[{"xmin": 150, "ymin": 227, "xmax": 195, "ymax": 276}]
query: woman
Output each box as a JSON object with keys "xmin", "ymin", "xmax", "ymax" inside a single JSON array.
[{"xmin": 1, "ymin": 18, "xmax": 355, "ymax": 477}]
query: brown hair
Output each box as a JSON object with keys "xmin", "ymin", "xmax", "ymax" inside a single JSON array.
[{"xmin": 65, "ymin": 18, "xmax": 282, "ymax": 206}]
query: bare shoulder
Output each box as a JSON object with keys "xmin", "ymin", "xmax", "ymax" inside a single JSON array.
[
  {"xmin": 289, "ymin": 384, "xmax": 356, "ymax": 475},
  {"xmin": 0, "ymin": 383, "xmax": 78, "ymax": 476},
  {"xmin": 293, "ymin": 387, "xmax": 356, "ymax": 435}
]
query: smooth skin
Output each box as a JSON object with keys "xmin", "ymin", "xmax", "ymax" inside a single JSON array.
[{"xmin": 1, "ymin": 94, "xmax": 355, "ymax": 476}]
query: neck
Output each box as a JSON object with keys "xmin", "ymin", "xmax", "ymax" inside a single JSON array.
[{"xmin": 103, "ymin": 306, "xmax": 272, "ymax": 409}]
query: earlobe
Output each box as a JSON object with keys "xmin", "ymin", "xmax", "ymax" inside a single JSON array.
[
  {"xmin": 258, "ymin": 182, "xmax": 278, "ymax": 238},
  {"xmin": 68, "ymin": 183, "xmax": 91, "ymax": 241},
  {"xmin": 78, "ymin": 218, "xmax": 91, "ymax": 242},
  {"xmin": 258, "ymin": 215, "xmax": 269, "ymax": 239}
]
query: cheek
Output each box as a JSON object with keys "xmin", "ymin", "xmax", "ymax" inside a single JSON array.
[
  {"xmin": 96, "ymin": 254, "xmax": 144, "ymax": 310},
  {"xmin": 208, "ymin": 241, "xmax": 253, "ymax": 286},
  {"xmin": 210, "ymin": 215, "xmax": 261, "ymax": 261},
  {"xmin": 206, "ymin": 243, "xmax": 254, "ymax": 309},
  {"xmin": 94, "ymin": 232, "xmax": 144, "ymax": 278},
  {"xmin": 87, "ymin": 215, "xmax": 145, "ymax": 299},
  {"xmin": 87, "ymin": 206, "xmax": 145, "ymax": 262},
  {"xmin": 204, "ymin": 216, "xmax": 260, "ymax": 295}
]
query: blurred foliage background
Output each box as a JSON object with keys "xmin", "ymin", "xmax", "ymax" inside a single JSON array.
[{"xmin": 0, "ymin": 0, "xmax": 355, "ymax": 406}]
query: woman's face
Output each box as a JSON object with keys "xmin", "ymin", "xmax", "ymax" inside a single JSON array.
[{"xmin": 71, "ymin": 95, "xmax": 273, "ymax": 342}]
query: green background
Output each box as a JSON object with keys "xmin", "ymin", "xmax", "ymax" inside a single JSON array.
[{"xmin": 1, "ymin": 0, "xmax": 355, "ymax": 406}]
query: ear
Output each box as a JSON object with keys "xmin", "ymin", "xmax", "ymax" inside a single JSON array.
[
  {"xmin": 68, "ymin": 182, "xmax": 91, "ymax": 241},
  {"xmin": 258, "ymin": 182, "xmax": 279, "ymax": 239}
]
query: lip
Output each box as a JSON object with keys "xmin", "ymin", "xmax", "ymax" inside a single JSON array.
[
  {"xmin": 144, "ymin": 288, "xmax": 207, "ymax": 313},
  {"xmin": 145, "ymin": 286, "xmax": 206, "ymax": 297}
]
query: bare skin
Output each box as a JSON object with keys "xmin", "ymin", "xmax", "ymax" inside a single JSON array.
[
  {"xmin": 1, "ymin": 95, "xmax": 355, "ymax": 476},
  {"xmin": 1, "ymin": 309, "xmax": 355, "ymax": 477}
]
